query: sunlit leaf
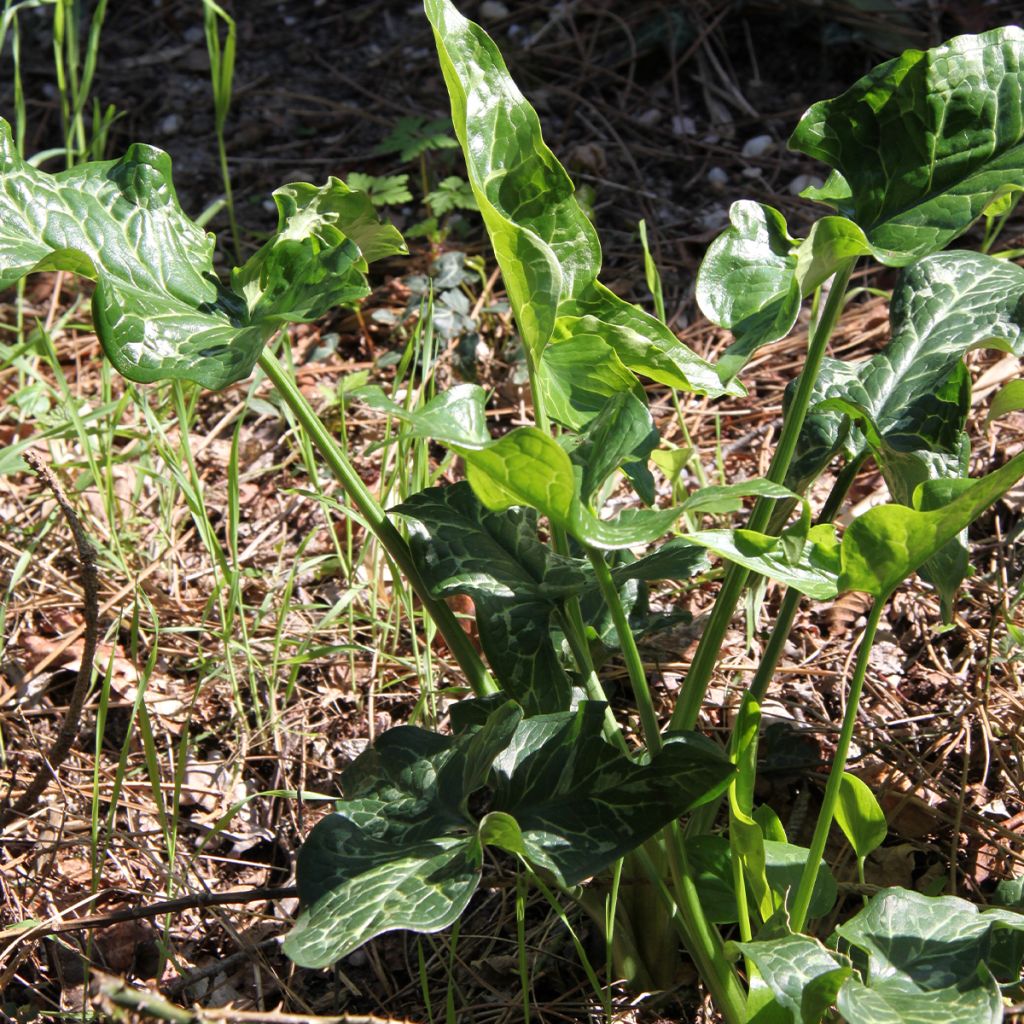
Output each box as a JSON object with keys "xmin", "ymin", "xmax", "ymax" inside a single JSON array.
[
  {"xmin": 840, "ymin": 449, "xmax": 1024, "ymax": 597},
  {"xmin": 790, "ymin": 27, "xmax": 1024, "ymax": 263},
  {"xmin": 424, "ymin": 0, "xmax": 734, "ymax": 398}
]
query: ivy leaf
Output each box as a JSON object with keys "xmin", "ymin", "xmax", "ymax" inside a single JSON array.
[
  {"xmin": 285, "ymin": 719, "xmax": 494, "ymax": 968},
  {"xmin": 424, "ymin": 0, "xmax": 734, "ymax": 398},
  {"xmin": 790, "ymin": 27, "xmax": 1024, "ymax": 263},
  {"xmin": 538, "ymin": 320, "xmax": 647, "ymax": 431},
  {"xmin": 287, "ymin": 700, "xmax": 735, "ymax": 967},
  {"xmin": 463, "ymin": 428, "xmax": 577, "ymax": 529},
  {"xmin": 0, "ymin": 119, "xmax": 404, "ymax": 389},
  {"xmin": 565, "ymin": 391, "xmax": 658, "ymax": 505},
  {"xmin": 736, "ymin": 932, "xmax": 852, "ymax": 1024}
]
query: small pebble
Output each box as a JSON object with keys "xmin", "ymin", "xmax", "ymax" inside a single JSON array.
[
  {"xmin": 672, "ymin": 115, "xmax": 696, "ymax": 138},
  {"xmin": 741, "ymin": 134, "xmax": 774, "ymax": 159},
  {"xmin": 480, "ymin": 0, "xmax": 509, "ymax": 18},
  {"xmin": 741, "ymin": 166, "xmax": 763, "ymax": 178},
  {"xmin": 788, "ymin": 173, "xmax": 824, "ymax": 196},
  {"xmin": 707, "ymin": 166, "xmax": 728, "ymax": 191},
  {"xmin": 158, "ymin": 113, "xmax": 181, "ymax": 136},
  {"xmin": 636, "ymin": 108, "xmax": 661, "ymax": 128}
]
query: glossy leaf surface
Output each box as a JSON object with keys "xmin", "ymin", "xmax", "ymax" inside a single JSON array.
[
  {"xmin": 789, "ymin": 251, "xmax": 1024, "ymax": 495},
  {"xmin": 836, "ymin": 975, "xmax": 1003, "ymax": 1024},
  {"xmin": 696, "ymin": 201, "xmax": 801, "ymax": 381},
  {"xmin": 424, "ymin": 0, "xmax": 733, "ymax": 399},
  {"xmin": 835, "ymin": 772, "xmax": 888, "ymax": 860},
  {"xmin": 393, "ymin": 483, "xmax": 583, "ymax": 711},
  {"xmin": 736, "ymin": 932, "xmax": 851, "ymax": 1024},
  {"xmin": 840, "ymin": 448, "xmax": 1024, "ymax": 596},
  {"xmin": 287, "ymin": 700, "xmax": 734, "ymax": 967},
  {"xmin": 835, "ymin": 887, "xmax": 1024, "ymax": 991},
  {"xmin": 790, "ymin": 28, "xmax": 1024, "ymax": 263},
  {"xmin": 394, "ymin": 483, "xmax": 709, "ymax": 709},
  {"xmin": 0, "ymin": 119, "xmax": 404, "ymax": 389}
]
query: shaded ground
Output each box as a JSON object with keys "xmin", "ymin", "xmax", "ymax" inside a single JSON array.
[{"xmin": 2, "ymin": 1, "xmax": 1024, "ymax": 1022}]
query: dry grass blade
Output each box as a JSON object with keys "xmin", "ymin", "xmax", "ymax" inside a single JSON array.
[{"xmin": 0, "ymin": 450, "xmax": 99, "ymax": 827}]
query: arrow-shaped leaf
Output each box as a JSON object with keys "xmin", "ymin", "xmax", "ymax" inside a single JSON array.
[
  {"xmin": 790, "ymin": 27, "xmax": 1024, "ymax": 263},
  {"xmin": 424, "ymin": 0, "xmax": 735, "ymax": 399},
  {"xmin": 0, "ymin": 119, "xmax": 404, "ymax": 389}
]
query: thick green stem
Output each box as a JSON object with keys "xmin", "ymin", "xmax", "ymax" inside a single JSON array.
[
  {"xmin": 555, "ymin": 606, "xmax": 628, "ymax": 755},
  {"xmin": 670, "ymin": 259, "xmax": 857, "ymax": 733},
  {"xmin": 586, "ymin": 548, "xmax": 662, "ymax": 754},
  {"xmin": 790, "ymin": 597, "xmax": 885, "ymax": 932},
  {"xmin": 637, "ymin": 835, "xmax": 748, "ymax": 1024},
  {"xmin": 257, "ymin": 349, "xmax": 497, "ymax": 698}
]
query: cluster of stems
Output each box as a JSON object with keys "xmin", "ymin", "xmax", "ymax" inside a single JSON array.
[{"xmin": 259, "ymin": 255, "xmax": 889, "ymax": 1024}]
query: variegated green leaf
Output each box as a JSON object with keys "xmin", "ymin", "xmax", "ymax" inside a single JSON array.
[
  {"xmin": 0, "ymin": 119, "xmax": 404, "ymax": 389},
  {"xmin": 790, "ymin": 28, "xmax": 1024, "ymax": 263},
  {"xmin": 287, "ymin": 699, "xmax": 734, "ymax": 967},
  {"xmin": 424, "ymin": 0, "xmax": 736, "ymax": 399}
]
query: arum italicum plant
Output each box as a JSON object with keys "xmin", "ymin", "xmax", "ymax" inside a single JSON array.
[{"xmin": 4, "ymin": 2, "xmax": 1024, "ymax": 1020}]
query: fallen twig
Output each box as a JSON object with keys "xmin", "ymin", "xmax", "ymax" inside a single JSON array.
[{"xmin": 92, "ymin": 972, "xmax": 416, "ymax": 1024}]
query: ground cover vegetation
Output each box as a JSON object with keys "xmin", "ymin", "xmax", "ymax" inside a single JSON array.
[{"xmin": 2, "ymin": 1, "xmax": 1024, "ymax": 1022}]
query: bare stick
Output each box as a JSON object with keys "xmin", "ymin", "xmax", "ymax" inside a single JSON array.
[
  {"xmin": 0, "ymin": 450, "xmax": 100, "ymax": 826},
  {"xmin": 92, "ymin": 972, "xmax": 416, "ymax": 1024},
  {"xmin": 32, "ymin": 884, "xmax": 299, "ymax": 936}
]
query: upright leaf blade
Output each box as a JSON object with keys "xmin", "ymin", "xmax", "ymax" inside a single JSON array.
[{"xmin": 424, "ymin": 0, "xmax": 732, "ymax": 398}]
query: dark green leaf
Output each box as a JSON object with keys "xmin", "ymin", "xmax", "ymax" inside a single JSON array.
[
  {"xmin": 393, "ymin": 483, "xmax": 584, "ymax": 711},
  {"xmin": 567, "ymin": 392, "xmax": 657, "ymax": 504},
  {"xmin": 790, "ymin": 28, "xmax": 1024, "ymax": 262},
  {"xmin": 686, "ymin": 836, "xmax": 838, "ymax": 924},
  {"xmin": 286, "ymin": 717, "xmax": 491, "ymax": 967},
  {"xmin": 491, "ymin": 709, "xmax": 735, "ymax": 884},
  {"xmin": 287, "ymin": 699, "xmax": 735, "ymax": 967}
]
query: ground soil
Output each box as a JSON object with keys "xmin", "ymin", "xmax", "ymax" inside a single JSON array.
[{"xmin": 2, "ymin": 1, "xmax": 1024, "ymax": 1022}]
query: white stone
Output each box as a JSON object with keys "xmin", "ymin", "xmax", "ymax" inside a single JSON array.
[{"xmin": 741, "ymin": 134, "xmax": 774, "ymax": 159}]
